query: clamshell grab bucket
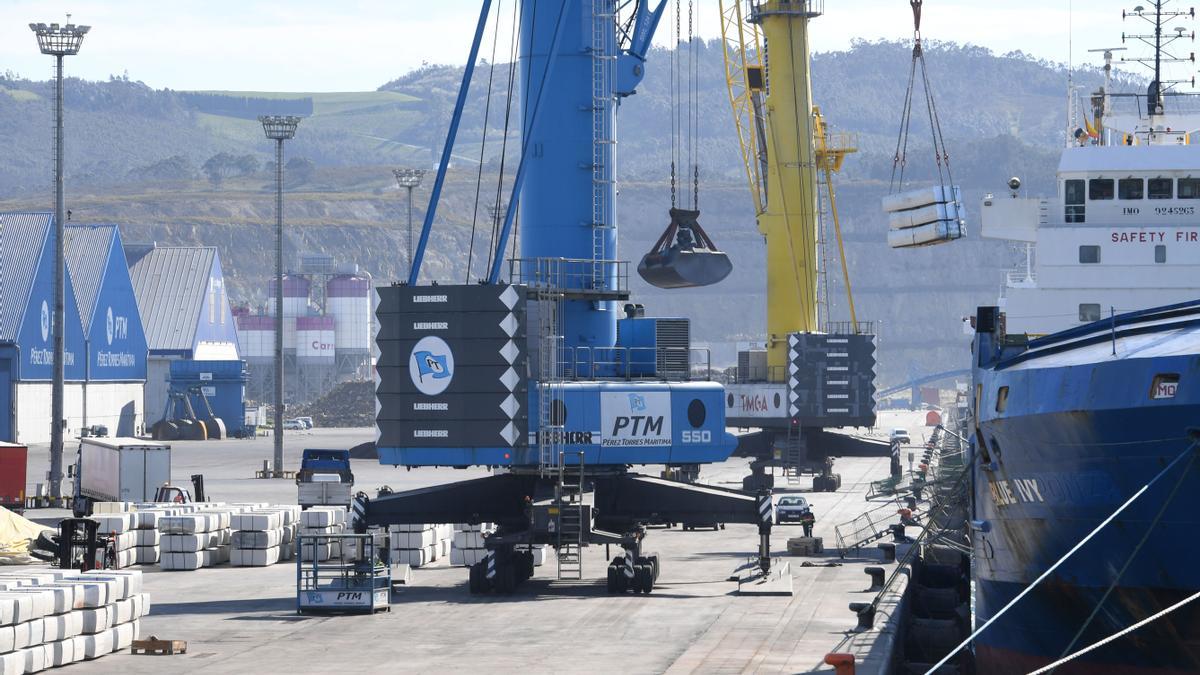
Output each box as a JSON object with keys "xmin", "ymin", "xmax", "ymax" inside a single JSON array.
[{"xmin": 638, "ymin": 208, "xmax": 733, "ymax": 289}]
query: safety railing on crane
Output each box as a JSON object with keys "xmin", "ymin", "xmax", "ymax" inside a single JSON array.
[{"xmin": 508, "ymin": 257, "xmax": 629, "ymax": 298}]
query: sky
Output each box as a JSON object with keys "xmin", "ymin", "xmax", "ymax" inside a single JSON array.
[{"xmin": 0, "ymin": 1, "xmax": 1156, "ymax": 92}]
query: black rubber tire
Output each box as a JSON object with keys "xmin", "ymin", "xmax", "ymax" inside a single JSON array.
[
  {"xmin": 834, "ymin": 474, "xmax": 843, "ymax": 490},
  {"xmin": 468, "ymin": 562, "xmax": 482, "ymax": 594},
  {"xmin": 637, "ymin": 564, "xmax": 653, "ymax": 594},
  {"xmin": 643, "ymin": 555, "xmax": 660, "ymax": 582},
  {"xmin": 494, "ymin": 562, "xmax": 515, "ymax": 595},
  {"xmin": 606, "ymin": 565, "xmax": 618, "ymax": 594},
  {"xmin": 522, "ymin": 551, "xmax": 535, "ymax": 580}
]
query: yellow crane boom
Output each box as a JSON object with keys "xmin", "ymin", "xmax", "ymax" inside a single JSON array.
[{"xmin": 718, "ymin": 0, "xmax": 859, "ymax": 384}]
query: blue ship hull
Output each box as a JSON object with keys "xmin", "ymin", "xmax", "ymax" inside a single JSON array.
[{"xmin": 971, "ymin": 301, "xmax": 1200, "ymax": 673}]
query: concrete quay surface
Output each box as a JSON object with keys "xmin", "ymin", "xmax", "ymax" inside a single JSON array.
[{"xmin": 18, "ymin": 410, "xmax": 931, "ymax": 674}]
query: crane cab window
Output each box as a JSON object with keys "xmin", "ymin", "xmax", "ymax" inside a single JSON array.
[
  {"xmin": 1118, "ymin": 178, "xmax": 1144, "ymax": 200},
  {"xmin": 1149, "ymin": 178, "xmax": 1174, "ymax": 200},
  {"xmin": 1065, "ymin": 179, "xmax": 1086, "ymax": 223},
  {"xmin": 1179, "ymin": 178, "xmax": 1200, "ymax": 199},
  {"xmin": 1089, "ymin": 178, "xmax": 1115, "ymax": 200}
]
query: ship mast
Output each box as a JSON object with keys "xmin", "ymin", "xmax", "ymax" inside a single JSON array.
[{"xmin": 1121, "ymin": 0, "xmax": 1196, "ymax": 122}]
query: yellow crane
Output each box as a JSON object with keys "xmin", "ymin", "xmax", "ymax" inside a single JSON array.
[{"xmin": 719, "ymin": 0, "xmax": 859, "ymax": 384}]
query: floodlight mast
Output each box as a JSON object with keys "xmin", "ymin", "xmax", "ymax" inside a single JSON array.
[
  {"xmin": 30, "ymin": 20, "xmax": 89, "ymax": 504},
  {"xmin": 259, "ymin": 115, "xmax": 301, "ymax": 478},
  {"xmin": 392, "ymin": 168, "xmax": 426, "ymax": 279}
]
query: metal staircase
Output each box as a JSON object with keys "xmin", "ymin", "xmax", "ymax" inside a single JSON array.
[
  {"xmin": 535, "ymin": 258, "xmax": 565, "ymax": 474},
  {"xmin": 556, "ymin": 451, "xmax": 585, "ymax": 580},
  {"xmin": 780, "ymin": 424, "xmax": 804, "ymax": 486},
  {"xmin": 590, "ymin": 0, "xmax": 616, "ymax": 290}
]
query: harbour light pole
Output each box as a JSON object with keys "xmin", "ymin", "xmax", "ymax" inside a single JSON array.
[
  {"xmin": 30, "ymin": 19, "xmax": 89, "ymax": 503},
  {"xmin": 260, "ymin": 115, "xmax": 300, "ymax": 477},
  {"xmin": 393, "ymin": 168, "xmax": 426, "ymax": 278}
]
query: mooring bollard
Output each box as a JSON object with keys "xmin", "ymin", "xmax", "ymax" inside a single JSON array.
[
  {"xmin": 891, "ymin": 524, "xmax": 907, "ymax": 543},
  {"xmin": 848, "ymin": 602, "xmax": 875, "ymax": 632},
  {"xmin": 823, "ymin": 653, "xmax": 856, "ymax": 675},
  {"xmin": 864, "ymin": 566, "xmax": 885, "ymax": 591},
  {"xmin": 877, "ymin": 542, "xmax": 896, "ymax": 563}
]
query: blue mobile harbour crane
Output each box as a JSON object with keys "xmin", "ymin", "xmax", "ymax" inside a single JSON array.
[{"xmin": 352, "ymin": 0, "xmax": 775, "ymax": 595}]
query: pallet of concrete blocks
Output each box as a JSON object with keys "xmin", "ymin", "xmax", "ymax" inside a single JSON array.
[
  {"xmin": 298, "ymin": 507, "xmax": 346, "ymax": 562},
  {"xmin": 230, "ymin": 506, "xmax": 299, "ymax": 567},
  {"xmin": 158, "ymin": 510, "xmax": 232, "ymax": 571},
  {"xmin": 882, "ymin": 184, "xmax": 965, "ymax": 249},
  {"xmin": 387, "ymin": 524, "xmax": 453, "ymax": 568},
  {"xmin": 450, "ymin": 523, "xmax": 496, "ymax": 567},
  {"xmin": 0, "ymin": 568, "xmax": 149, "ymax": 672},
  {"xmin": 89, "ymin": 512, "xmax": 139, "ymax": 569}
]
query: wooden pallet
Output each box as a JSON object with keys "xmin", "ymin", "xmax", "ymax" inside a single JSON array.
[{"xmin": 131, "ymin": 637, "xmax": 187, "ymax": 655}]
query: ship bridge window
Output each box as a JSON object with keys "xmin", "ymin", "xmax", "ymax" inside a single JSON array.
[
  {"xmin": 1149, "ymin": 178, "xmax": 1174, "ymax": 200},
  {"xmin": 1118, "ymin": 178, "xmax": 1144, "ymax": 200},
  {"xmin": 1065, "ymin": 179, "xmax": 1086, "ymax": 222},
  {"xmin": 1078, "ymin": 245, "xmax": 1101, "ymax": 264},
  {"xmin": 1079, "ymin": 303, "xmax": 1102, "ymax": 322},
  {"xmin": 1089, "ymin": 178, "xmax": 1115, "ymax": 200},
  {"xmin": 1179, "ymin": 178, "xmax": 1200, "ymax": 199}
]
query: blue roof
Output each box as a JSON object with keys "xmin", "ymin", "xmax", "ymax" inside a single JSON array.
[
  {"xmin": 65, "ymin": 225, "xmax": 117, "ymax": 333},
  {"xmin": 0, "ymin": 213, "xmax": 53, "ymax": 342}
]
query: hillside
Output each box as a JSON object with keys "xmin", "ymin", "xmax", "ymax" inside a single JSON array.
[{"xmin": 0, "ymin": 40, "xmax": 1124, "ymax": 388}]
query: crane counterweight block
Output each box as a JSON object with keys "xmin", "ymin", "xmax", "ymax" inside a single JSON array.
[{"xmin": 638, "ymin": 208, "xmax": 733, "ymax": 289}]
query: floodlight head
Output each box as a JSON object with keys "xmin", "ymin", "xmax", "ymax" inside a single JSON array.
[
  {"xmin": 30, "ymin": 20, "xmax": 89, "ymax": 56},
  {"xmin": 393, "ymin": 167, "xmax": 427, "ymax": 188},
  {"xmin": 259, "ymin": 115, "xmax": 301, "ymax": 140}
]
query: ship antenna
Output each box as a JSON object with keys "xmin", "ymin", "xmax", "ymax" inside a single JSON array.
[{"xmin": 1121, "ymin": 0, "xmax": 1196, "ymax": 120}]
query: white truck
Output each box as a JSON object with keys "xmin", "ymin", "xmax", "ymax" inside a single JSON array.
[{"xmin": 71, "ymin": 437, "xmax": 171, "ymax": 516}]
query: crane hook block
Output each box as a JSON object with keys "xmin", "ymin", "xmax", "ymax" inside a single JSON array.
[{"xmin": 637, "ymin": 208, "xmax": 733, "ymax": 289}]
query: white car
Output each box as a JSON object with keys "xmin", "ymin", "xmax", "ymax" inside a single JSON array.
[
  {"xmin": 282, "ymin": 419, "xmax": 305, "ymax": 430},
  {"xmin": 889, "ymin": 428, "xmax": 911, "ymax": 445}
]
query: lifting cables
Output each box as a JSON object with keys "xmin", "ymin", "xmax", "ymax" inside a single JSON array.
[
  {"xmin": 882, "ymin": 0, "xmax": 965, "ymax": 249},
  {"xmin": 639, "ymin": 0, "xmax": 732, "ymax": 289}
]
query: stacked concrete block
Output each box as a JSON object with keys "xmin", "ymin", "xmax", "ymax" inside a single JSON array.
[
  {"xmin": 158, "ymin": 513, "xmax": 226, "ymax": 571},
  {"xmin": 387, "ymin": 524, "xmax": 453, "ymax": 568},
  {"xmin": 90, "ymin": 513, "xmax": 138, "ymax": 569},
  {"xmin": 230, "ymin": 508, "xmax": 291, "ymax": 567},
  {"xmin": 0, "ymin": 569, "xmax": 149, "ymax": 672},
  {"xmin": 298, "ymin": 507, "xmax": 345, "ymax": 562},
  {"xmin": 450, "ymin": 523, "xmax": 496, "ymax": 566}
]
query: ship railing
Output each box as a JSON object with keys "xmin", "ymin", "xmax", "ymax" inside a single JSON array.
[
  {"xmin": 507, "ymin": 257, "xmax": 630, "ymax": 299},
  {"xmin": 1005, "ymin": 270, "xmax": 1037, "ymax": 288}
]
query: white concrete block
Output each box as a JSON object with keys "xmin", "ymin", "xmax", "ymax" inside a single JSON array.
[
  {"xmin": 159, "ymin": 514, "xmax": 217, "ymax": 534},
  {"xmin": 62, "ymin": 577, "xmax": 117, "ymax": 606},
  {"xmin": 20, "ymin": 644, "xmax": 45, "ymax": 674},
  {"xmin": 300, "ymin": 509, "xmax": 337, "ymax": 528},
  {"xmin": 114, "ymin": 549, "xmax": 137, "ymax": 569},
  {"xmin": 231, "ymin": 511, "xmax": 281, "ymax": 531},
  {"xmin": 211, "ymin": 545, "xmax": 231, "ymax": 565},
  {"xmin": 50, "ymin": 612, "xmax": 82, "ymax": 641},
  {"xmin": 453, "ymin": 531, "xmax": 488, "ymax": 549},
  {"xmin": 231, "ymin": 547, "xmax": 280, "ymax": 567},
  {"xmin": 161, "ymin": 532, "xmax": 217, "ymax": 552},
  {"xmin": 40, "ymin": 613, "xmax": 62, "ymax": 643},
  {"xmin": 394, "ymin": 530, "xmax": 436, "ymax": 549},
  {"xmin": 78, "ymin": 606, "xmax": 111, "ymax": 635},
  {"xmin": 232, "ymin": 528, "xmax": 283, "ymax": 549},
  {"xmin": 47, "ymin": 638, "xmax": 76, "ymax": 666},
  {"xmin": 135, "ymin": 529, "xmax": 160, "ymax": 546},
  {"xmin": 93, "ymin": 513, "xmax": 135, "ymax": 534},
  {"xmin": 111, "ymin": 598, "xmax": 133, "ymax": 625},
  {"xmin": 77, "ymin": 629, "xmax": 112, "ymax": 659},
  {"xmin": 0, "ymin": 596, "xmax": 23, "ymax": 626},
  {"xmin": 91, "ymin": 502, "xmax": 131, "ymax": 514},
  {"xmin": 391, "ymin": 547, "xmax": 429, "ymax": 567},
  {"xmin": 299, "ymin": 540, "xmax": 340, "ymax": 562},
  {"xmin": 0, "ymin": 593, "xmax": 43, "ymax": 623},
  {"xmin": 23, "ymin": 618, "xmax": 43, "ymax": 648},
  {"xmin": 158, "ymin": 550, "xmax": 205, "ymax": 570},
  {"xmin": 85, "ymin": 570, "xmax": 141, "ymax": 598},
  {"xmin": 134, "ymin": 510, "xmax": 163, "ymax": 529},
  {"xmin": 135, "ymin": 545, "xmax": 160, "ymax": 565},
  {"xmin": 0, "ymin": 624, "xmax": 12, "ymax": 654},
  {"xmin": 111, "ymin": 620, "xmax": 136, "ymax": 651},
  {"xmin": 0, "ymin": 651, "xmax": 20, "ymax": 675},
  {"xmin": 10, "ymin": 622, "xmax": 27, "ymax": 651}
]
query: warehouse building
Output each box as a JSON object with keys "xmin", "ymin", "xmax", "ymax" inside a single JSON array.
[
  {"xmin": 0, "ymin": 214, "xmax": 148, "ymax": 443},
  {"xmin": 124, "ymin": 244, "xmax": 241, "ymax": 426},
  {"xmin": 65, "ymin": 224, "xmax": 149, "ymax": 437}
]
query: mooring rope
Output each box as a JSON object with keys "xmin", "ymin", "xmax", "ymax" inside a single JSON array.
[{"xmin": 924, "ymin": 439, "xmax": 1199, "ymax": 674}]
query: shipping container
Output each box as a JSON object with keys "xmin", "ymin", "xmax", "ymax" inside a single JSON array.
[{"xmin": 0, "ymin": 442, "xmax": 28, "ymax": 510}]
